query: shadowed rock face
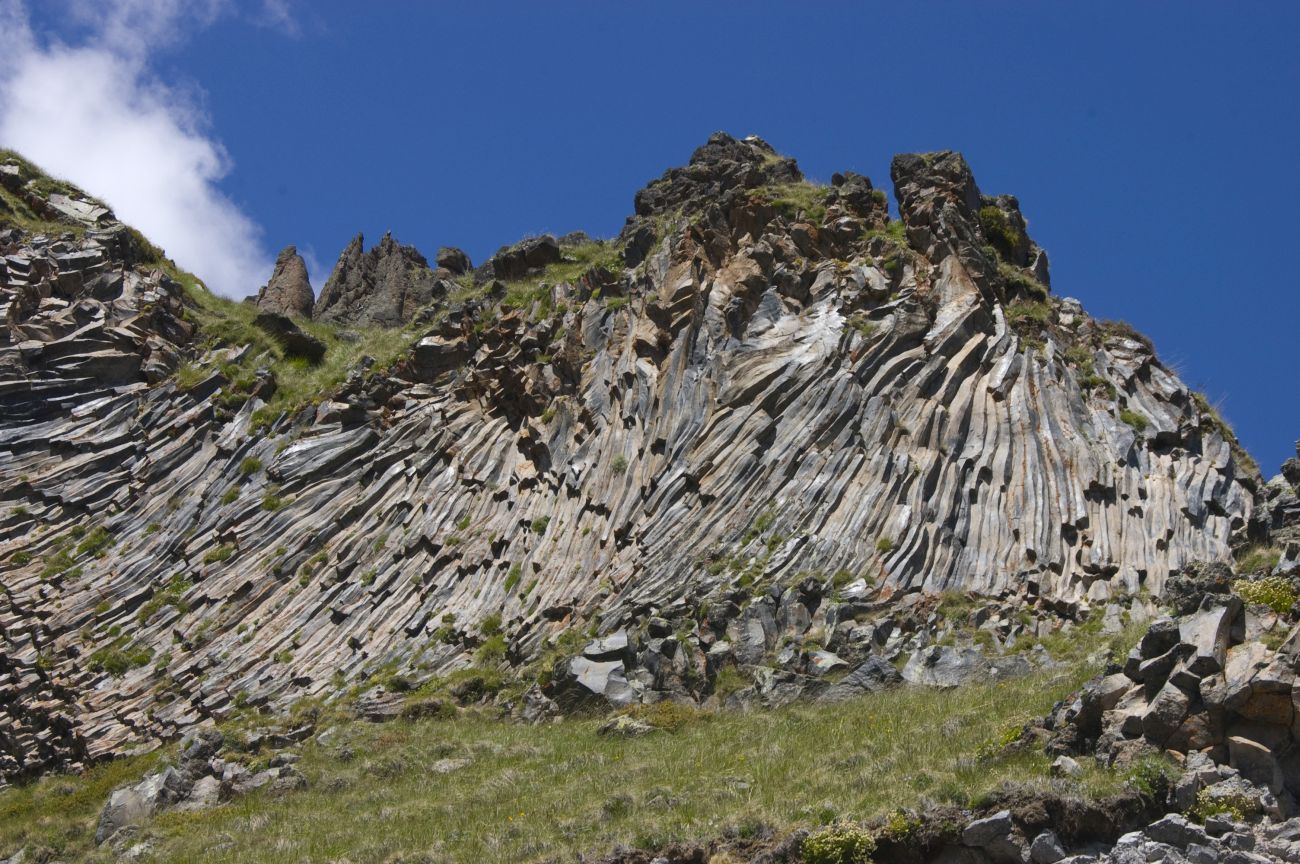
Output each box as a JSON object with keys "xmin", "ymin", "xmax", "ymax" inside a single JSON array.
[
  {"xmin": 255, "ymin": 245, "xmax": 314, "ymax": 318},
  {"xmin": 0, "ymin": 136, "xmax": 1263, "ymax": 781},
  {"xmin": 314, "ymin": 232, "xmax": 440, "ymax": 327}
]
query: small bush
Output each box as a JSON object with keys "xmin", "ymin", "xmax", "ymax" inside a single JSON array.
[
  {"xmin": 481, "ymin": 613, "xmax": 504, "ymax": 637},
  {"xmin": 475, "ymin": 634, "xmax": 507, "ymax": 665},
  {"xmin": 803, "ymin": 823, "xmax": 876, "ymax": 864},
  {"xmin": 239, "ymin": 456, "xmax": 263, "ymax": 476},
  {"xmin": 76, "ymin": 526, "xmax": 114, "ymax": 558},
  {"xmin": 1004, "ymin": 299, "xmax": 1052, "ymax": 327},
  {"xmin": 1124, "ymin": 756, "xmax": 1174, "ymax": 798},
  {"xmin": 220, "ymin": 487, "xmax": 240, "ymax": 505},
  {"xmin": 262, "ymin": 489, "xmax": 287, "ymax": 511},
  {"xmin": 504, "ymin": 563, "xmax": 522, "ymax": 593},
  {"xmin": 1233, "ymin": 576, "xmax": 1295, "ymax": 614},
  {"xmin": 875, "ymin": 537, "xmax": 894, "ymax": 555},
  {"xmin": 203, "ymin": 544, "xmax": 236, "ymax": 564},
  {"xmin": 1189, "ymin": 786, "xmax": 1252, "ymax": 824},
  {"xmin": 978, "ymin": 205, "xmax": 1019, "ymax": 258},
  {"xmin": 530, "ymin": 516, "xmax": 550, "ymax": 534},
  {"xmin": 611, "ymin": 455, "xmax": 628, "ymax": 475},
  {"xmin": 1119, "ymin": 409, "xmax": 1148, "ymax": 432}
]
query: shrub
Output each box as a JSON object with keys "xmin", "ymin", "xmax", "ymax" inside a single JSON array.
[
  {"xmin": 803, "ymin": 823, "xmax": 876, "ymax": 864},
  {"xmin": 203, "ymin": 544, "xmax": 236, "ymax": 564},
  {"xmin": 1189, "ymin": 786, "xmax": 1252, "ymax": 823},
  {"xmin": 1124, "ymin": 755, "xmax": 1174, "ymax": 798},
  {"xmin": 1119, "ymin": 409, "xmax": 1148, "ymax": 432},
  {"xmin": 481, "ymin": 613, "xmax": 504, "ymax": 637},
  {"xmin": 875, "ymin": 537, "xmax": 894, "ymax": 555},
  {"xmin": 262, "ymin": 488, "xmax": 287, "ymax": 511},
  {"xmin": 239, "ymin": 456, "xmax": 263, "ymax": 476},
  {"xmin": 1004, "ymin": 299, "xmax": 1052, "ymax": 327},
  {"xmin": 41, "ymin": 549, "xmax": 81, "ymax": 581},
  {"xmin": 978, "ymin": 205, "xmax": 1019, "ymax": 259},
  {"xmin": 76, "ymin": 526, "xmax": 114, "ymax": 558},
  {"xmin": 1233, "ymin": 576, "xmax": 1295, "ymax": 614},
  {"xmin": 530, "ymin": 516, "xmax": 550, "ymax": 534},
  {"xmin": 220, "ymin": 486, "xmax": 240, "ymax": 505},
  {"xmin": 847, "ymin": 312, "xmax": 877, "ymax": 338},
  {"xmin": 504, "ymin": 563, "xmax": 522, "ymax": 593},
  {"xmin": 90, "ymin": 641, "xmax": 153, "ymax": 676},
  {"xmin": 475, "ymin": 634, "xmax": 507, "ymax": 665},
  {"xmin": 611, "ymin": 455, "xmax": 628, "ymax": 475}
]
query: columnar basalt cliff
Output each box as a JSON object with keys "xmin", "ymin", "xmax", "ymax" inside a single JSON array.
[{"xmin": 0, "ymin": 136, "xmax": 1264, "ymax": 784}]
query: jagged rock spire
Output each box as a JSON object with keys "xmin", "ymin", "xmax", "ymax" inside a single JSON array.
[{"xmin": 255, "ymin": 245, "xmax": 314, "ymax": 318}]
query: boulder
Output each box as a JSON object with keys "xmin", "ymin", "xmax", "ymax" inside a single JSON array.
[
  {"xmin": 95, "ymin": 767, "xmax": 189, "ymax": 844},
  {"xmin": 1030, "ymin": 829, "xmax": 1067, "ymax": 864},
  {"xmin": 549, "ymin": 657, "xmax": 637, "ymax": 709},
  {"xmin": 486, "ymin": 235, "xmax": 561, "ymax": 281},
  {"xmin": 1228, "ymin": 735, "xmax": 1284, "ymax": 794},
  {"xmin": 435, "ymin": 246, "xmax": 472, "ymax": 275},
  {"xmin": 253, "ymin": 312, "xmax": 327, "ymax": 363},
  {"xmin": 903, "ymin": 646, "xmax": 990, "ymax": 688},
  {"xmin": 821, "ymin": 656, "xmax": 902, "ymax": 701},
  {"xmin": 1180, "ymin": 597, "xmax": 1243, "ymax": 676}
]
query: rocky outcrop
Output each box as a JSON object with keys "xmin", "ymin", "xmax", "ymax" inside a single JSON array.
[
  {"xmin": 1042, "ymin": 593, "xmax": 1299, "ymax": 800},
  {"xmin": 94, "ymin": 728, "xmax": 304, "ymax": 847},
  {"xmin": 313, "ymin": 231, "xmax": 441, "ymax": 326},
  {"xmin": 0, "ymin": 135, "xmax": 1260, "ymax": 780},
  {"xmin": 254, "ymin": 245, "xmax": 314, "ymax": 318}
]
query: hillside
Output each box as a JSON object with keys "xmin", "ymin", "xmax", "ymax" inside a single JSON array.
[{"xmin": 2, "ymin": 136, "xmax": 1298, "ymax": 864}]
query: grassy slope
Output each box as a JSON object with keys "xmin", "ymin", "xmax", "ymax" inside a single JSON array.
[{"xmin": 0, "ymin": 625, "xmax": 1147, "ymax": 864}]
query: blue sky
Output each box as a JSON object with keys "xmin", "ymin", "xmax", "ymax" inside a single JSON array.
[{"xmin": 7, "ymin": 2, "xmax": 1300, "ymax": 472}]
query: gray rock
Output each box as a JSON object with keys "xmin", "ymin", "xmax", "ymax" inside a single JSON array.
[
  {"xmin": 1031, "ymin": 830, "xmax": 1067, "ymax": 864},
  {"xmin": 822, "ymin": 656, "xmax": 903, "ymax": 702},
  {"xmin": 95, "ymin": 767, "xmax": 189, "ymax": 844},
  {"xmin": 435, "ymin": 246, "xmax": 471, "ymax": 275},
  {"xmin": 1144, "ymin": 814, "xmax": 1208, "ymax": 850},
  {"xmin": 255, "ymin": 245, "xmax": 314, "ymax": 317},
  {"xmin": 903, "ymin": 645, "xmax": 991, "ymax": 688},
  {"xmin": 315, "ymin": 231, "xmax": 440, "ymax": 326},
  {"xmin": 1051, "ymin": 755, "xmax": 1084, "ymax": 778},
  {"xmin": 253, "ymin": 312, "xmax": 327, "ymax": 363},
  {"xmin": 963, "ymin": 810, "xmax": 1016, "ymax": 847}
]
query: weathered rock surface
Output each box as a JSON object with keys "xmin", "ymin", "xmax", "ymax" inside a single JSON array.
[
  {"xmin": 314, "ymin": 231, "xmax": 440, "ymax": 326},
  {"xmin": 255, "ymin": 245, "xmax": 314, "ymax": 318},
  {"xmin": 0, "ymin": 135, "xmax": 1261, "ymax": 780}
]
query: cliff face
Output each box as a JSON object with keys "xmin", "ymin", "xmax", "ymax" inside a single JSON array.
[{"xmin": 0, "ymin": 137, "xmax": 1260, "ymax": 781}]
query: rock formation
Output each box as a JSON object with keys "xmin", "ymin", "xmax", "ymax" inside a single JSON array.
[
  {"xmin": 0, "ymin": 135, "xmax": 1266, "ymax": 786},
  {"xmin": 254, "ymin": 245, "xmax": 314, "ymax": 318},
  {"xmin": 313, "ymin": 231, "xmax": 441, "ymax": 327}
]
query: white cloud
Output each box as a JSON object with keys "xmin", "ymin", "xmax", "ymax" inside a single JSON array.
[{"xmin": 0, "ymin": 0, "xmax": 295, "ymax": 298}]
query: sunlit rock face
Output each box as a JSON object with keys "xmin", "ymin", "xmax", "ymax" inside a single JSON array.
[{"xmin": 0, "ymin": 136, "xmax": 1255, "ymax": 780}]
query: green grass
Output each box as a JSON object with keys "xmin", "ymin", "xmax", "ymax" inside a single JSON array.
[
  {"xmin": 1234, "ymin": 544, "xmax": 1283, "ymax": 577},
  {"xmin": 1004, "ymin": 299, "xmax": 1052, "ymax": 328},
  {"xmin": 132, "ymin": 663, "xmax": 1128, "ymax": 862},
  {"xmin": 1119, "ymin": 409, "xmax": 1148, "ymax": 432},
  {"xmin": 755, "ymin": 181, "xmax": 832, "ymax": 224},
  {"xmin": 0, "ymin": 620, "xmax": 1143, "ymax": 864},
  {"xmin": 978, "ymin": 205, "xmax": 1019, "ymax": 259}
]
